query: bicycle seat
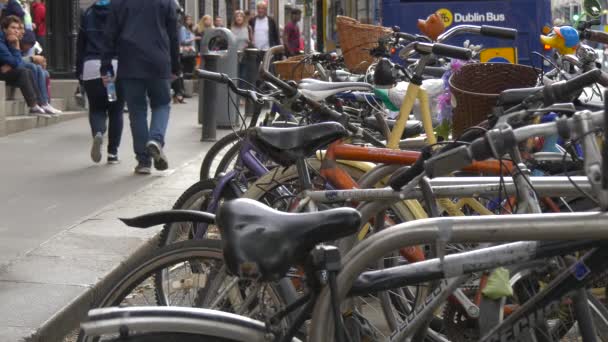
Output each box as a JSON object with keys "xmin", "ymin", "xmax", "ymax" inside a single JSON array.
[
  {"xmin": 298, "ymin": 80, "xmax": 374, "ymax": 101},
  {"xmin": 250, "ymin": 122, "xmax": 348, "ymax": 166},
  {"xmin": 364, "ymin": 117, "xmax": 424, "ymax": 139},
  {"xmin": 218, "ymin": 198, "xmax": 361, "ymax": 281}
]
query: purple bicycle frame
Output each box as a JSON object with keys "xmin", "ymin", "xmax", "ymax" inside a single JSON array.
[{"xmin": 193, "ymin": 137, "xmax": 270, "ymax": 239}]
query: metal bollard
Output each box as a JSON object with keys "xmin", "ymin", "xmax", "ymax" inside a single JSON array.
[
  {"xmin": 198, "ymin": 28, "xmax": 239, "ymax": 141},
  {"xmin": 199, "ymin": 76, "xmax": 216, "ymax": 141}
]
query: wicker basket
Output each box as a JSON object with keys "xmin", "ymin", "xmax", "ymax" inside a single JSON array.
[
  {"xmin": 449, "ymin": 63, "xmax": 538, "ymax": 137},
  {"xmin": 336, "ymin": 16, "xmax": 392, "ymax": 74},
  {"xmin": 273, "ymin": 55, "xmax": 316, "ymax": 81}
]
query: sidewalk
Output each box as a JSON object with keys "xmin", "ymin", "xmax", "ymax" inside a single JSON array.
[{"xmin": 0, "ymin": 99, "xmax": 231, "ymax": 341}]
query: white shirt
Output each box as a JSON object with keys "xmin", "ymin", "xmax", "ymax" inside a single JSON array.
[
  {"xmin": 82, "ymin": 59, "xmax": 118, "ymax": 81},
  {"xmin": 253, "ymin": 16, "xmax": 270, "ymax": 50}
]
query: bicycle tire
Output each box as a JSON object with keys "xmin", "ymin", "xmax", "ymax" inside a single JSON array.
[
  {"xmin": 78, "ymin": 240, "xmax": 294, "ymax": 342},
  {"xmin": 215, "ymin": 142, "xmax": 243, "ymax": 177},
  {"xmin": 200, "ymin": 132, "xmax": 242, "ymax": 180},
  {"xmin": 158, "ymin": 178, "xmax": 221, "ymax": 246}
]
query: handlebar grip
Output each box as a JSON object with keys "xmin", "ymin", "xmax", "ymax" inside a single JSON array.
[
  {"xmin": 395, "ymin": 32, "xmax": 418, "ymax": 42},
  {"xmin": 197, "ymin": 69, "xmax": 229, "ymax": 83},
  {"xmin": 479, "ymin": 25, "xmax": 517, "ymax": 40},
  {"xmin": 424, "ymin": 146, "xmax": 473, "ymax": 178},
  {"xmin": 548, "ymin": 69, "xmax": 602, "ymax": 104},
  {"xmin": 431, "ymin": 43, "xmax": 472, "ymax": 60},
  {"xmin": 388, "ymin": 150, "xmax": 432, "ymax": 190},
  {"xmin": 585, "ymin": 30, "xmax": 608, "ymax": 45},
  {"xmin": 470, "ymin": 137, "xmax": 494, "ymax": 161}
]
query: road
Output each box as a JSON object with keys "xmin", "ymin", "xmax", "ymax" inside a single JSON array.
[{"xmin": 0, "ymin": 100, "xmax": 206, "ymax": 268}]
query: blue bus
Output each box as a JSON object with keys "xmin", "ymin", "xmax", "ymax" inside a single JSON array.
[{"xmin": 381, "ymin": 0, "xmax": 552, "ymax": 65}]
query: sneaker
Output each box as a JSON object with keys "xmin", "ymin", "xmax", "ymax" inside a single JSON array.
[
  {"xmin": 107, "ymin": 154, "xmax": 120, "ymax": 164},
  {"xmin": 90, "ymin": 133, "xmax": 103, "ymax": 163},
  {"xmin": 146, "ymin": 140, "xmax": 169, "ymax": 171},
  {"xmin": 30, "ymin": 105, "xmax": 50, "ymax": 117},
  {"xmin": 42, "ymin": 104, "xmax": 62, "ymax": 115},
  {"xmin": 134, "ymin": 163, "xmax": 152, "ymax": 175}
]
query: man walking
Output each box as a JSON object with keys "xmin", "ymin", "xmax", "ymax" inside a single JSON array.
[
  {"xmin": 249, "ymin": 1, "xmax": 280, "ymax": 50},
  {"xmin": 101, "ymin": 0, "xmax": 180, "ymax": 175}
]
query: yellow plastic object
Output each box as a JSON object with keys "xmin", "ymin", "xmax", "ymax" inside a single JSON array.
[
  {"xmin": 479, "ymin": 47, "xmax": 518, "ymax": 64},
  {"xmin": 540, "ymin": 34, "xmax": 577, "ymax": 55},
  {"xmin": 482, "ymin": 267, "xmax": 514, "ymax": 300}
]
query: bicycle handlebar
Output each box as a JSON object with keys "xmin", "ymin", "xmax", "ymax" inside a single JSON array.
[
  {"xmin": 437, "ymin": 24, "xmax": 517, "ymax": 43},
  {"xmin": 400, "ymin": 41, "xmax": 472, "ymax": 60},
  {"xmin": 424, "ymin": 110, "xmax": 604, "ymax": 179},
  {"xmin": 479, "ymin": 25, "xmax": 518, "ymax": 40},
  {"xmin": 542, "ymin": 69, "xmax": 603, "ymax": 105},
  {"xmin": 196, "ymin": 69, "xmax": 263, "ymax": 103},
  {"xmin": 582, "ymin": 29, "xmax": 608, "ymax": 45},
  {"xmin": 260, "ymin": 46, "xmax": 299, "ymax": 97}
]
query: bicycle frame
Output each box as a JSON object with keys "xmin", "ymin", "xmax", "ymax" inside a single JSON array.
[
  {"xmin": 193, "ymin": 137, "xmax": 274, "ymax": 239},
  {"xmin": 309, "ymin": 211, "xmax": 608, "ymax": 341}
]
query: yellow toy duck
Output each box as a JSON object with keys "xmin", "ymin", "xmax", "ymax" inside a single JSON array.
[{"xmin": 540, "ymin": 26, "xmax": 580, "ymax": 55}]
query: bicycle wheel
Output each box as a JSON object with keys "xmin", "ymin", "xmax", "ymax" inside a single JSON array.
[
  {"xmin": 200, "ymin": 132, "xmax": 242, "ymax": 180},
  {"xmin": 78, "ymin": 240, "xmax": 292, "ymax": 342},
  {"xmin": 496, "ymin": 260, "xmax": 608, "ymax": 341},
  {"xmin": 214, "ymin": 142, "xmax": 243, "ymax": 177},
  {"xmin": 158, "ymin": 179, "xmax": 227, "ymax": 246}
]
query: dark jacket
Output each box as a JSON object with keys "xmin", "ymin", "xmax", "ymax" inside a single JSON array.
[
  {"xmin": 0, "ymin": 31, "xmax": 24, "ymax": 69},
  {"xmin": 249, "ymin": 16, "xmax": 280, "ymax": 48},
  {"xmin": 100, "ymin": 0, "xmax": 180, "ymax": 80},
  {"xmin": 1, "ymin": 0, "xmax": 25, "ymax": 20},
  {"xmin": 76, "ymin": 3, "xmax": 115, "ymax": 79}
]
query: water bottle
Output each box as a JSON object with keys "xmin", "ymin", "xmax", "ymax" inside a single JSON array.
[{"xmin": 106, "ymin": 72, "xmax": 117, "ymax": 102}]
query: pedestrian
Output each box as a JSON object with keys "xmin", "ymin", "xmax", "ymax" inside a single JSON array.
[
  {"xmin": 76, "ymin": 0, "xmax": 124, "ymax": 164},
  {"xmin": 196, "ymin": 14, "xmax": 214, "ymax": 38},
  {"xmin": 214, "ymin": 16, "xmax": 224, "ymax": 28},
  {"xmin": 195, "ymin": 14, "xmax": 213, "ymax": 52},
  {"xmin": 0, "ymin": 15, "xmax": 46, "ymax": 115},
  {"xmin": 30, "ymin": 0, "xmax": 44, "ymax": 50},
  {"xmin": 101, "ymin": 0, "xmax": 180, "ymax": 175},
  {"xmin": 179, "ymin": 15, "xmax": 199, "ymax": 77},
  {"xmin": 231, "ymin": 10, "xmax": 251, "ymax": 88},
  {"xmin": 19, "ymin": 27, "xmax": 60, "ymax": 114},
  {"xmin": 249, "ymin": 1, "xmax": 280, "ymax": 50},
  {"xmin": 232, "ymin": 10, "xmax": 251, "ymax": 51},
  {"xmin": 171, "ymin": 15, "xmax": 195, "ymax": 104},
  {"xmin": 283, "ymin": 8, "xmax": 301, "ymax": 56}
]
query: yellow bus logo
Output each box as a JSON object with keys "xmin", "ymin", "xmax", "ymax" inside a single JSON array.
[{"xmin": 436, "ymin": 8, "xmax": 453, "ymax": 27}]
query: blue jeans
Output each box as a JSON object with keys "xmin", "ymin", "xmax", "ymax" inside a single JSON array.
[
  {"xmin": 22, "ymin": 62, "xmax": 48, "ymax": 104},
  {"xmin": 121, "ymin": 79, "xmax": 171, "ymax": 166}
]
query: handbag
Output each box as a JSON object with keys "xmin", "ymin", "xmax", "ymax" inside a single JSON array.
[{"xmin": 180, "ymin": 46, "xmax": 198, "ymax": 58}]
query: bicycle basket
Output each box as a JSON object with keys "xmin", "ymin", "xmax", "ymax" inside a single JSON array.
[
  {"xmin": 449, "ymin": 63, "xmax": 538, "ymax": 138},
  {"xmin": 274, "ymin": 55, "xmax": 316, "ymax": 81},
  {"xmin": 336, "ymin": 16, "xmax": 392, "ymax": 74}
]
